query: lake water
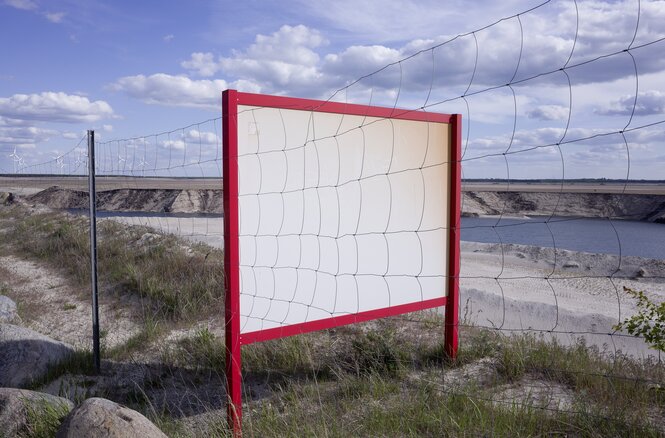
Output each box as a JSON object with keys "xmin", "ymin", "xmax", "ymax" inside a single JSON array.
[
  {"xmin": 462, "ymin": 216, "xmax": 665, "ymax": 259},
  {"xmin": 80, "ymin": 210, "xmax": 665, "ymax": 260}
]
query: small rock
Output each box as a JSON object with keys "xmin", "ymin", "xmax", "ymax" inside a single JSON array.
[
  {"xmin": 515, "ymin": 252, "xmax": 526, "ymax": 259},
  {"xmin": 635, "ymin": 267, "xmax": 648, "ymax": 278},
  {"xmin": 0, "ymin": 296, "xmax": 20, "ymax": 324},
  {"xmin": 137, "ymin": 233, "xmax": 159, "ymax": 246},
  {"xmin": 0, "ymin": 192, "xmax": 14, "ymax": 205},
  {"xmin": 56, "ymin": 398, "xmax": 168, "ymax": 438},
  {"xmin": 0, "ymin": 324, "xmax": 74, "ymax": 388},
  {"xmin": 562, "ymin": 261, "xmax": 580, "ymax": 269},
  {"xmin": 0, "ymin": 387, "xmax": 73, "ymax": 437}
]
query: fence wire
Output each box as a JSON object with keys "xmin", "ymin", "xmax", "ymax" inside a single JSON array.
[{"xmin": 1, "ymin": 0, "xmax": 664, "ymax": 435}]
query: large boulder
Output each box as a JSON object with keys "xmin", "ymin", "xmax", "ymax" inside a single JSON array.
[
  {"xmin": 0, "ymin": 324, "xmax": 74, "ymax": 388},
  {"xmin": 0, "ymin": 296, "xmax": 20, "ymax": 324},
  {"xmin": 0, "ymin": 387, "xmax": 73, "ymax": 437},
  {"xmin": 56, "ymin": 398, "xmax": 168, "ymax": 438}
]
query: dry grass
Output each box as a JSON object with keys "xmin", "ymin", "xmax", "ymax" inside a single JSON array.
[{"xmin": 1, "ymin": 203, "xmax": 664, "ymax": 437}]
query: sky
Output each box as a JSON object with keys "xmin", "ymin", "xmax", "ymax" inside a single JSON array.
[{"xmin": 1, "ymin": 0, "xmax": 664, "ymax": 179}]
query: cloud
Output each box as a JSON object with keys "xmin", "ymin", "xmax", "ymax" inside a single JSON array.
[
  {"xmin": 115, "ymin": 0, "xmax": 665, "ymax": 111},
  {"xmin": 324, "ymin": 45, "xmax": 401, "ymax": 77},
  {"xmin": 44, "ymin": 11, "xmax": 65, "ymax": 23},
  {"xmin": 109, "ymin": 74, "xmax": 229, "ymax": 108},
  {"xmin": 3, "ymin": 0, "xmax": 36, "ymax": 11},
  {"xmin": 0, "ymin": 126, "xmax": 59, "ymax": 147},
  {"xmin": 597, "ymin": 90, "xmax": 665, "ymax": 116},
  {"xmin": 181, "ymin": 52, "xmax": 218, "ymax": 77},
  {"xmin": 4, "ymin": 0, "xmax": 67, "ymax": 24},
  {"xmin": 109, "ymin": 74, "xmax": 262, "ymax": 108},
  {"xmin": 163, "ymin": 34, "xmax": 175, "ymax": 43},
  {"xmin": 160, "ymin": 139, "xmax": 186, "ymax": 150},
  {"xmin": 466, "ymin": 126, "xmax": 622, "ymax": 156},
  {"xmin": 158, "ymin": 129, "xmax": 219, "ymax": 152},
  {"xmin": 184, "ymin": 129, "xmax": 219, "ymax": 145},
  {"xmin": 219, "ymin": 25, "xmax": 327, "ymax": 92},
  {"xmin": 0, "ymin": 92, "xmax": 114, "ymax": 123},
  {"xmin": 527, "ymin": 105, "xmax": 570, "ymax": 121},
  {"xmin": 214, "ymin": 3, "xmax": 664, "ymax": 99}
]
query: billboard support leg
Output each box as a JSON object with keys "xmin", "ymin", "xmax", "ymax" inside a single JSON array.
[{"xmin": 445, "ymin": 114, "xmax": 462, "ymax": 359}]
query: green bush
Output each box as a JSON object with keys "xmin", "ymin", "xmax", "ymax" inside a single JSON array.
[{"xmin": 614, "ymin": 287, "xmax": 665, "ymax": 352}]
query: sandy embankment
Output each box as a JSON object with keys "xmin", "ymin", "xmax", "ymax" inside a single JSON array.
[{"xmin": 16, "ymin": 186, "xmax": 665, "ymax": 223}]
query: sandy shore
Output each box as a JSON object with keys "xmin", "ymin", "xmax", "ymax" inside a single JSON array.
[
  {"xmin": 460, "ymin": 242, "xmax": 665, "ymax": 358},
  {"xmin": 98, "ymin": 214, "xmax": 665, "ymax": 357}
]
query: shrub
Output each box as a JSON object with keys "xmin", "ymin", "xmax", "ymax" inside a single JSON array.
[{"xmin": 614, "ymin": 287, "xmax": 665, "ymax": 352}]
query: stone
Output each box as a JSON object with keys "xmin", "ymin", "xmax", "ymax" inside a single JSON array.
[
  {"xmin": 0, "ymin": 192, "xmax": 14, "ymax": 205},
  {"xmin": 0, "ymin": 324, "xmax": 74, "ymax": 388},
  {"xmin": 56, "ymin": 398, "xmax": 168, "ymax": 438},
  {"xmin": 0, "ymin": 387, "xmax": 73, "ymax": 437},
  {"xmin": 0, "ymin": 296, "xmax": 20, "ymax": 324}
]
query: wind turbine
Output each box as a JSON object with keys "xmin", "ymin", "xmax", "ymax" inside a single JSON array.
[
  {"xmin": 52, "ymin": 154, "xmax": 66, "ymax": 175},
  {"xmin": 9, "ymin": 147, "xmax": 21, "ymax": 173}
]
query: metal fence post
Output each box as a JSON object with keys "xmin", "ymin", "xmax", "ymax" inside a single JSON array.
[{"xmin": 87, "ymin": 130, "xmax": 101, "ymax": 373}]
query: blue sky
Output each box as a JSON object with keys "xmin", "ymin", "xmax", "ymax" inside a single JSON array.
[{"xmin": 1, "ymin": 0, "xmax": 664, "ymax": 179}]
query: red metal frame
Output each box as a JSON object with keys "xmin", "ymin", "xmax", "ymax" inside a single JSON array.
[
  {"xmin": 445, "ymin": 114, "xmax": 462, "ymax": 359},
  {"xmin": 222, "ymin": 90, "xmax": 242, "ymax": 435},
  {"xmin": 223, "ymin": 90, "xmax": 461, "ymax": 435},
  {"xmin": 241, "ymin": 297, "xmax": 447, "ymax": 345}
]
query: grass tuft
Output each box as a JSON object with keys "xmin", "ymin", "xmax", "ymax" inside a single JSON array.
[{"xmin": 20, "ymin": 398, "xmax": 72, "ymax": 438}]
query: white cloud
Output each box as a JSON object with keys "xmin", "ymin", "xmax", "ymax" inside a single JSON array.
[
  {"xmin": 107, "ymin": 1, "xmax": 665, "ymax": 177},
  {"xmin": 44, "ymin": 11, "xmax": 65, "ymax": 23},
  {"xmin": 3, "ymin": 0, "xmax": 36, "ymax": 11},
  {"xmin": 184, "ymin": 129, "xmax": 218, "ymax": 145},
  {"xmin": 181, "ymin": 52, "xmax": 219, "ymax": 77},
  {"xmin": 102, "ymin": 124, "xmax": 113, "ymax": 132},
  {"xmin": 157, "ymin": 129, "xmax": 219, "ymax": 152},
  {"xmin": 324, "ymin": 45, "xmax": 401, "ymax": 77},
  {"xmin": 597, "ymin": 90, "xmax": 665, "ymax": 116},
  {"xmin": 219, "ymin": 25, "xmax": 327, "ymax": 92},
  {"xmin": 0, "ymin": 92, "xmax": 114, "ymax": 123},
  {"xmin": 115, "ymin": 0, "xmax": 665, "ymax": 109},
  {"xmin": 163, "ymin": 34, "xmax": 175, "ymax": 43},
  {"xmin": 160, "ymin": 139, "xmax": 186, "ymax": 150},
  {"xmin": 527, "ymin": 105, "xmax": 570, "ymax": 121},
  {"xmin": 110, "ymin": 74, "xmax": 262, "ymax": 108},
  {"xmin": 0, "ymin": 126, "xmax": 59, "ymax": 147},
  {"xmin": 4, "ymin": 0, "xmax": 68, "ymax": 25},
  {"xmin": 109, "ymin": 74, "xmax": 229, "ymax": 108}
]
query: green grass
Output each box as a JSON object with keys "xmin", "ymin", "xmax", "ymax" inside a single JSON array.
[
  {"xmin": 231, "ymin": 329, "xmax": 664, "ymax": 438},
  {"xmin": 23, "ymin": 350, "xmax": 97, "ymax": 392},
  {"xmin": 2, "ymin": 205, "xmax": 663, "ymax": 437},
  {"xmin": 19, "ymin": 398, "xmax": 72, "ymax": 438},
  {"xmin": 2, "ymin": 208, "xmax": 225, "ymax": 321},
  {"xmin": 161, "ymin": 323, "xmax": 664, "ymax": 437}
]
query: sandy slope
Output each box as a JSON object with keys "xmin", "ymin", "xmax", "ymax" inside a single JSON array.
[{"xmin": 460, "ymin": 242, "xmax": 665, "ymax": 357}]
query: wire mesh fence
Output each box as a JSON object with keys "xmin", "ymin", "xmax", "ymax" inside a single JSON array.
[{"xmin": 1, "ymin": 0, "xmax": 664, "ymax": 435}]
